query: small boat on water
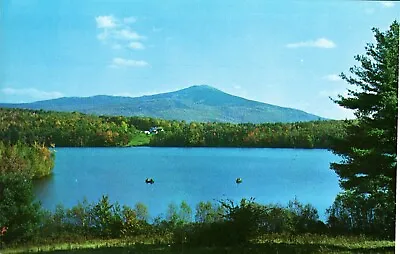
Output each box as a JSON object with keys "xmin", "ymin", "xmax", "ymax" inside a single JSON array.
[
  {"xmin": 236, "ymin": 178, "xmax": 242, "ymax": 184},
  {"xmin": 145, "ymin": 178, "xmax": 155, "ymax": 184}
]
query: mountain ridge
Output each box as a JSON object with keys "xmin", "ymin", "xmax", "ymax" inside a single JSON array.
[{"xmin": 0, "ymin": 85, "xmax": 326, "ymax": 123}]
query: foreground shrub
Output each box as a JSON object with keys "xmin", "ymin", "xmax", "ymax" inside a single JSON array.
[
  {"xmin": 2, "ymin": 190, "xmax": 388, "ymax": 246},
  {"xmin": 327, "ymin": 191, "xmax": 395, "ymax": 239},
  {"xmin": 40, "ymin": 196, "xmax": 152, "ymax": 239},
  {"xmin": 187, "ymin": 199, "xmax": 274, "ymax": 246},
  {"xmin": 184, "ymin": 198, "xmax": 325, "ymax": 246},
  {"xmin": 0, "ymin": 173, "xmax": 42, "ymax": 244},
  {"xmin": 288, "ymin": 198, "xmax": 326, "ymax": 233}
]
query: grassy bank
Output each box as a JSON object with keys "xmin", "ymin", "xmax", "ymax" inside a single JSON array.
[
  {"xmin": 2, "ymin": 234, "xmax": 394, "ymax": 254},
  {"xmin": 127, "ymin": 132, "xmax": 151, "ymax": 146}
]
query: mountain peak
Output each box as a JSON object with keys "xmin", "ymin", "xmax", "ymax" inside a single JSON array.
[
  {"xmin": 0, "ymin": 85, "xmax": 325, "ymax": 123},
  {"xmin": 185, "ymin": 84, "xmax": 219, "ymax": 91}
]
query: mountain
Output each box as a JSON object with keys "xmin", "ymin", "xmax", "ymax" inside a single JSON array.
[{"xmin": 0, "ymin": 85, "xmax": 326, "ymax": 123}]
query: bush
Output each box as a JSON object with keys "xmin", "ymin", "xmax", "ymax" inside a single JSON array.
[
  {"xmin": 287, "ymin": 198, "xmax": 325, "ymax": 233},
  {"xmin": 185, "ymin": 198, "xmax": 328, "ymax": 247},
  {"xmin": 327, "ymin": 191, "xmax": 394, "ymax": 239},
  {"xmin": 186, "ymin": 198, "xmax": 270, "ymax": 246},
  {"xmin": 121, "ymin": 204, "xmax": 151, "ymax": 236},
  {"xmin": 261, "ymin": 205, "xmax": 294, "ymax": 233},
  {"xmin": 0, "ymin": 173, "xmax": 42, "ymax": 244}
]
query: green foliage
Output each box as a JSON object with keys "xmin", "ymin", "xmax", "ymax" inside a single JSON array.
[
  {"xmin": 185, "ymin": 199, "xmax": 323, "ymax": 246},
  {"xmin": 329, "ymin": 21, "xmax": 398, "ymax": 239},
  {"xmin": 195, "ymin": 201, "xmax": 224, "ymax": 223},
  {"xmin": 165, "ymin": 201, "xmax": 193, "ymax": 227},
  {"xmin": 0, "ymin": 108, "xmax": 345, "ymax": 148},
  {"xmin": 39, "ymin": 196, "xmax": 152, "ymax": 240},
  {"xmin": 261, "ymin": 205, "xmax": 294, "ymax": 233},
  {"xmin": 0, "ymin": 108, "xmax": 140, "ymax": 147},
  {"xmin": 127, "ymin": 133, "xmax": 151, "ymax": 146},
  {"xmin": 134, "ymin": 202, "xmax": 149, "ymax": 222},
  {"xmin": 89, "ymin": 195, "xmax": 123, "ymax": 237},
  {"xmin": 327, "ymin": 190, "xmax": 394, "ymax": 238},
  {"xmin": 0, "ymin": 141, "xmax": 54, "ymax": 178},
  {"xmin": 0, "ymin": 174, "xmax": 42, "ymax": 244},
  {"xmin": 1, "ymin": 192, "xmax": 380, "ymax": 248},
  {"xmin": 165, "ymin": 203, "xmax": 179, "ymax": 225},
  {"xmin": 0, "ymin": 142, "xmax": 55, "ymax": 244},
  {"xmin": 150, "ymin": 120, "xmax": 346, "ymax": 148},
  {"xmin": 287, "ymin": 198, "xmax": 326, "ymax": 233},
  {"xmin": 120, "ymin": 205, "xmax": 150, "ymax": 236},
  {"xmin": 178, "ymin": 201, "xmax": 193, "ymax": 225},
  {"xmin": 219, "ymin": 198, "xmax": 269, "ymax": 244}
]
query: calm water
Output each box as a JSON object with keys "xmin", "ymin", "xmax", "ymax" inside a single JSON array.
[{"xmin": 34, "ymin": 147, "xmax": 341, "ymax": 220}]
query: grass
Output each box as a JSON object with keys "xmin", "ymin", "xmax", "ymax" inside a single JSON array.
[
  {"xmin": 127, "ymin": 132, "xmax": 151, "ymax": 146},
  {"xmin": 2, "ymin": 234, "xmax": 394, "ymax": 254}
]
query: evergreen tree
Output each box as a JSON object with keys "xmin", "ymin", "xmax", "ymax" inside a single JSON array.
[{"xmin": 329, "ymin": 21, "xmax": 398, "ymax": 238}]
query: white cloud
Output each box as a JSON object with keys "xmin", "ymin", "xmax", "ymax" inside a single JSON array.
[
  {"xmin": 286, "ymin": 38, "xmax": 336, "ymax": 49},
  {"xmin": 123, "ymin": 16, "xmax": 136, "ymax": 24},
  {"xmin": 97, "ymin": 28, "xmax": 145, "ymax": 42},
  {"xmin": 110, "ymin": 58, "xmax": 149, "ymax": 68},
  {"xmin": 1, "ymin": 87, "xmax": 63, "ymax": 100},
  {"xmin": 95, "ymin": 15, "xmax": 149, "ymax": 66},
  {"xmin": 95, "ymin": 16, "xmax": 146, "ymax": 43},
  {"xmin": 115, "ymin": 29, "xmax": 145, "ymax": 40},
  {"xmin": 381, "ymin": 1, "xmax": 395, "ymax": 7},
  {"xmin": 324, "ymin": 74, "xmax": 341, "ymax": 82},
  {"xmin": 95, "ymin": 15, "xmax": 116, "ymax": 29},
  {"xmin": 128, "ymin": 41, "xmax": 145, "ymax": 50}
]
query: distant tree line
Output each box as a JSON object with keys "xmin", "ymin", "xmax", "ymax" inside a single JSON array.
[
  {"xmin": 148, "ymin": 120, "xmax": 347, "ymax": 148},
  {"xmin": 0, "ymin": 108, "xmax": 348, "ymax": 149},
  {"xmin": 0, "ymin": 108, "xmax": 139, "ymax": 147},
  {"xmin": 104, "ymin": 115, "xmax": 348, "ymax": 149}
]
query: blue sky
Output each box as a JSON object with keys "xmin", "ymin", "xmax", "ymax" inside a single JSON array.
[{"xmin": 0, "ymin": 0, "xmax": 398, "ymax": 119}]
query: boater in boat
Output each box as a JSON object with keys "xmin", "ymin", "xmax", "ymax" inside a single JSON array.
[
  {"xmin": 145, "ymin": 178, "xmax": 155, "ymax": 184},
  {"xmin": 236, "ymin": 178, "xmax": 242, "ymax": 184}
]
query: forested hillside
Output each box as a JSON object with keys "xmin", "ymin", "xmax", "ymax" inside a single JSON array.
[{"xmin": 0, "ymin": 85, "xmax": 325, "ymax": 123}]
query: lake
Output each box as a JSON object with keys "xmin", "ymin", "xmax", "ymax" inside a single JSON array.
[{"xmin": 34, "ymin": 147, "xmax": 341, "ymax": 220}]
